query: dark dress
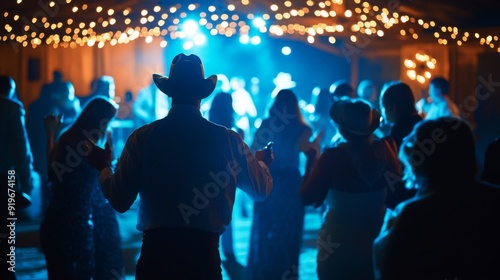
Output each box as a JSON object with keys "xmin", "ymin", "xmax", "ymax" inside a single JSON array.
[
  {"xmin": 40, "ymin": 135, "xmax": 123, "ymax": 279},
  {"xmin": 245, "ymin": 119, "xmax": 310, "ymax": 280}
]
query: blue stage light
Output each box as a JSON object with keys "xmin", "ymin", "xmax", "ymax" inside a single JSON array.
[
  {"xmin": 239, "ymin": 34, "xmax": 250, "ymax": 44},
  {"xmin": 183, "ymin": 41, "xmax": 194, "ymax": 50},
  {"xmin": 251, "ymin": 35, "xmax": 261, "ymax": 45},
  {"xmin": 282, "ymin": 46, "xmax": 291, "ymax": 55},
  {"xmin": 183, "ymin": 20, "xmax": 198, "ymax": 36},
  {"xmin": 252, "ymin": 17, "xmax": 266, "ymax": 28},
  {"xmin": 194, "ymin": 34, "xmax": 206, "ymax": 45}
]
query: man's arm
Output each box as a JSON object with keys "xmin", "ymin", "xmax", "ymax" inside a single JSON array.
[
  {"xmin": 230, "ymin": 131, "xmax": 272, "ymax": 201},
  {"xmin": 89, "ymin": 132, "xmax": 141, "ymax": 213},
  {"xmin": 300, "ymin": 149, "xmax": 333, "ymax": 207}
]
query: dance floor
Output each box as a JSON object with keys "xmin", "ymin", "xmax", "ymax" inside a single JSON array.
[{"xmin": 15, "ymin": 198, "xmax": 323, "ymax": 280}]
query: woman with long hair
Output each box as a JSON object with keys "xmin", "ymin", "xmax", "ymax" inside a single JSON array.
[
  {"xmin": 40, "ymin": 97, "xmax": 124, "ymax": 279},
  {"xmin": 246, "ymin": 89, "xmax": 318, "ymax": 280}
]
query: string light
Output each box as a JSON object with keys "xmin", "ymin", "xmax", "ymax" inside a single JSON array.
[{"xmin": 0, "ymin": 0, "xmax": 498, "ymax": 50}]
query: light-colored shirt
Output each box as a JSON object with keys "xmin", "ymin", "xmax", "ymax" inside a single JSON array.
[
  {"xmin": 425, "ymin": 96, "xmax": 460, "ymax": 120},
  {"xmin": 232, "ymin": 88, "xmax": 257, "ymax": 118},
  {"xmin": 99, "ymin": 104, "xmax": 272, "ymax": 234},
  {"xmin": 133, "ymin": 84, "xmax": 170, "ymax": 125}
]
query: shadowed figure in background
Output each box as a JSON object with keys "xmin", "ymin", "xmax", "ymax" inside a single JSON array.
[
  {"xmin": 300, "ymin": 98, "xmax": 400, "ymax": 280},
  {"xmin": 379, "ymin": 82, "xmax": 421, "ymax": 209},
  {"xmin": 208, "ymin": 92, "xmax": 246, "ymax": 279},
  {"xmin": 0, "ymin": 76, "xmax": 35, "ymax": 280},
  {"xmin": 373, "ymin": 117, "xmax": 500, "ymax": 280},
  {"xmin": 482, "ymin": 137, "xmax": 500, "ymax": 186},
  {"xmin": 40, "ymin": 97, "xmax": 123, "ymax": 280},
  {"xmin": 79, "ymin": 75, "xmax": 116, "ymax": 108},
  {"xmin": 330, "ymin": 80, "xmax": 355, "ymax": 102},
  {"xmin": 133, "ymin": 79, "xmax": 170, "ymax": 127},
  {"xmin": 357, "ymin": 80, "xmax": 379, "ymax": 111},
  {"xmin": 86, "ymin": 53, "xmax": 273, "ymax": 280},
  {"xmin": 310, "ymin": 88, "xmax": 336, "ymax": 151},
  {"xmin": 424, "ymin": 77, "xmax": 460, "ymax": 120},
  {"xmin": 246, "ymin": 89, "xmax": 319, "ymax": 280},
  {"xmin": 27, "ymin": 73, "xmax": 80, "ymax": 217},
  {"xmin": 230, "ymin": 76, "xmax": 257, "ymax": 143}
]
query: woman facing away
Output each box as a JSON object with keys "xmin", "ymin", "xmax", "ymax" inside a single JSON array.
[
  {"xmin": 379, "ymin": 81, "xmax": 422, "ymax": 209},
  {"xmin": 300, "ymin": 98, "xmax": 400, "ymax": 280},
  {"xmin": 40, "ymin": 97, "xmax": 124, "ymax": 279},
  {"xmin": 245, "ymin": 89, "xmax": 319, "ymax": 280}
]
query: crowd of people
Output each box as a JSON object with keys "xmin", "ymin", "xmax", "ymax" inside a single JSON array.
[{"xmin": 1, "ymin": 52, "xmax": 500, "ymax": 280}]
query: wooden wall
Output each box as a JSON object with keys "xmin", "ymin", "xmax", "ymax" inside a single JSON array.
[{"xmin": 0, "ymin": 40, "xmax": 165, "ymax": 113}]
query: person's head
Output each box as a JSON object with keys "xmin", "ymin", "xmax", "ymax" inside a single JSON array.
[
  {"xmin": 399, "ymin": 117, "xmax": 477, "ymax": 192},
  {"xmin": 482, "ymin": 137, "xmax": 500, "ymax": 185},
  {"xmin": 329, "ymin": 80, "xmax": 354, "ymax": 101},
  {"xmin": 329, "ymin": 98, "xmax": 380, "ymax": 143},
  {"xmin": 52, "ymin": 70, "xmax": 63, "ymax": 83},
  {"xmin": 216, "ymin": 74, "xmax": 231, "ymax": 93},
  {"xmin": 273, "ymin": 72, "xmax": 296, "ymax": 90},
  {"xmin": 357, "ymin": 80, "xmax": 377, "ymax": 103},
  {"xmin": 314, "ymin": 88, "xmax": 332, "ymax": 118},
  {"xmin": 125, "ymin": 90, "xmax": 133, "ymax": 103},
  {"xmin": 429, "ymin": 77, "xmax": 449, "ymax": 100},
  {"xmin": 0, "ymin": 75, "xmax": 16, "ymax": 98},
  {"xmin": 230, "ymin": 76, "xmax": 245, "ymax": 91},
  {"xmin": 70, "ymin": 96, "xmax": 118, "ymax": 144},
  {"xmin": 58, "ymin": 82, "xmax": 76, "ymax": 108},
  {"xmin": 269, "ymin": 89, "xmax": 304, "ymax": 125},
  {"xmin": 209, "ymin": 92, "xmax": 235, "ymax": 128},
  {"xmin": 153, "ymin": 53, "xmax": 217, "ymax": 106},
  {"xmin": 94, "ymin": 76, "xmax": 115, "ymax": 99},
  {"xmin": 380, "ymin": 82, "xmax": 417, "ymax": 123}
]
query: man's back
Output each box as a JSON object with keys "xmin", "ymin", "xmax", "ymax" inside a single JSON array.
[{"xmin": 111, "ymin": 104, "xmax": 271, "ymax": 233}]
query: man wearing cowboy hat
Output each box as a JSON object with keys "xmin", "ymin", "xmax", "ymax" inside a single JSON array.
[{"xmin": 86, "ymin": 53, "xmax": 273, "ymax": 280}]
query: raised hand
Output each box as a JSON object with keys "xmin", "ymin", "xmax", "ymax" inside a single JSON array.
[
  {"xmin": 255, "ymin": 149, "xmax": 274, "ymax": 167},
  {"xmin": 85, "ymin": 140, "xmax": 113, "ymax": 171},
  {"xmin": 43, "ymin": 114, "xmax": 63, "ymax": 137}
]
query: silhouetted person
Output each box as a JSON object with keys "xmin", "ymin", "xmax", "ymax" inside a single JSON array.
[
  {"xmin": 357, "ymin": 80, "xmax": 379, "ymax": 111},
  {"xmin": 246, "ymin": 89, "xmax": 319, "ymax": 280},
  {"xmin": 301, "ymin": 98, "xmax": 400, "ymax": 280},
  {"xmin": 379, "ymin": 82, "xmax": 421, "ymax": 209},
  {"xmin": 311, "ymin": 88, "xmax": 337, "ymax": 150},
  {"xmin": 133, "ymin": 80, "xmax": 170, "ymax": 127},
  {"xmin": 40, "ymin": 97, "xmax": 123, "ymax": 280},
  {"xmin": 424, "ymin": 77, "xmax": 459, "ymax": 119},
  {"xmin": 230, "ymin": 76, "xmax": 257, "ymax": 143},
  {"xmin": 28, "ymin": 74, "xmax": 80, "ymax": 216},
  {"xmin": 329, "ymin": 80, "xmax": 355, "ymax": 101},
  {"xmin": 208, "ymin": 92, "xmax": 245, "ymax": 278},
  {"xmin": 0, "ymin": 75, "xmax": 35, "ymax": 280},
  {"xmin": 80, "ymin": 75, "xmax": 116, "ymax": 108},
  {"xmin": 86, "ymin": 53, "xmax": 273, "ymax": 280},
  {"xmin": 482, "ymin": 137, "xmax": 500, "ymax": 186},
  {"xmin": 270, "ymin": 72, "xmax": 296, "ymax": 99},
  {"xmin": 373, "ymin": 117, "xmax": 500, "ymax": 280},
  {"xmin": 380, "ymin": 82, "xmax": 423, "ymax": 148}
]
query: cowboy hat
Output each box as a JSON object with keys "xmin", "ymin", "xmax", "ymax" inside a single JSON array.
[
  {"xmin": 152, "ymin": 53, "xmax": 217, "ymax": 100},
  {"xmin": 330, "ymin": 98, "xmax": 380, "ymax": 136}
]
